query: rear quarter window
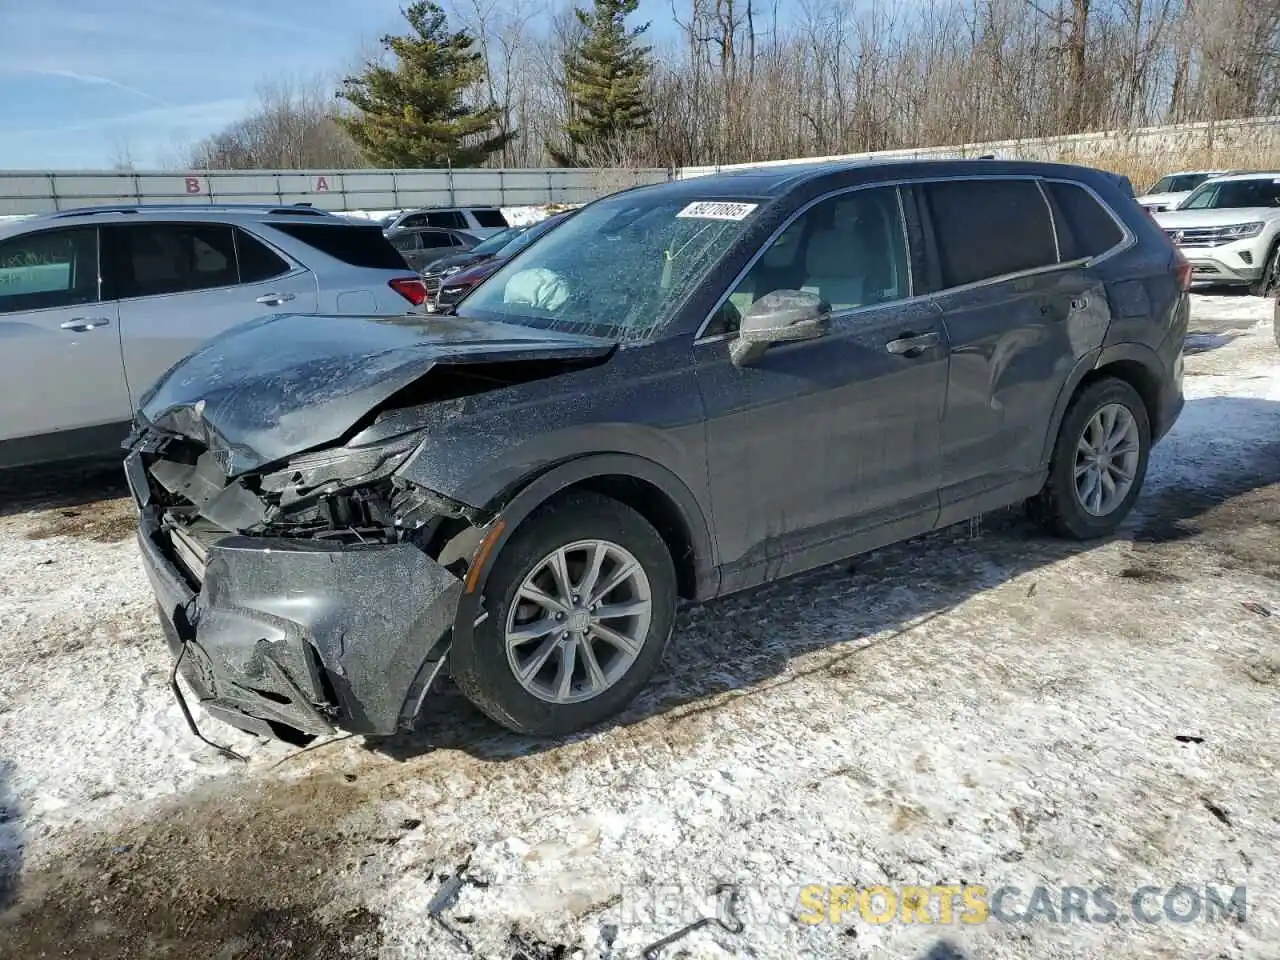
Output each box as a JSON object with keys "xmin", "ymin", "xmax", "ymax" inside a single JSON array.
[
  {"xmin": 270, "ymin": 222, "xmax": 406, "ymax": 270},
  {"xmin": 923, "ymin": 179, "xmax": 1058, "ymax": 288},
  {"xmin": 1044, "ymin": 182, "xmax": 1125, "ymax": 260},
  {"xmin": 472, "ymin": 208, "xmax": 509, "ymax": 228}
]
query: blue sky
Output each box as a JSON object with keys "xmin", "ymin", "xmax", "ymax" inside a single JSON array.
[{"xmin": 0, "ymin": 0, "xmax": 675, "ymax": 170}]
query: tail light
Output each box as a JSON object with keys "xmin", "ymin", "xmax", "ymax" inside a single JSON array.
[
  {"xmin": 1171, "ymin": 246, "xmax": 1193, "ymax": 292},
  {"xmin": 389, "ymin": 277, "xmax": 427, "ymax": 305}
]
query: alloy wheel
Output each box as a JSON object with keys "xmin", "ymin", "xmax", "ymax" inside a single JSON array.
[
  {"xmin": 1074, "ymin": 402, "xmax": 1141, "ymax": 517},
  {"xmin": 505, "ymin": 539, "xmax": 653, "ymax": 704}
]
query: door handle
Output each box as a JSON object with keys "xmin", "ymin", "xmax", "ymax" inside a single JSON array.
[
  {"xmin": 59, "ymin": 317, "xmax": 111, "ymax": 332},
  {"xmin": 885, "ymin": 331, "xmax": 939, "ymax": 357},
  {"xmin": 255, "ymin": 292, "xmax": 296, "ymax": 305}
]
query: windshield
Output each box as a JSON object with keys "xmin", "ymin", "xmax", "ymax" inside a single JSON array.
[
  {"xmin": 494, "ymin": 214, "xmax": 566, "ymax": 258},
  {"xmin": 1180, "ymin": 179, "xmax": 1280, "ymax": 210},
  {"xmin": 469, "ymin": 226, "xmax": 524, "ymax": 256},
  {"xmin": 1149, "ymin": 173, "xmax": 1216, "ymax": 194},
  {"xmin": 458, "ymin": 195, "xmax": 760, "ymax": 342}
]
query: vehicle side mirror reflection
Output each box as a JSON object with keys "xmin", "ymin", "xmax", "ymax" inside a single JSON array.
[{"xmin": 729, "ymin": 289, "xmax": 831, "ymax": 367}]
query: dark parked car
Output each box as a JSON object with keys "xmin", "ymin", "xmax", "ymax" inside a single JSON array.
[
  {"xmin": 426, "ymin": 212, "xmax": 574, "ymax": 310},
  {"xmin": 420, "ymin": 224, "xmax": 529, "ymax": 299},
  {"xmin": 126, "ymin": 159, "xmax": 1188, "ymax": 745},
  {"xmin": 385, "ymin": 226, "xmax": 479, "ymax": 273}
]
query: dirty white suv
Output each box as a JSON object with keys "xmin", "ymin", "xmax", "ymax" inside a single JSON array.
[
  {"xmin": 0, "ymin": 204, "xmax": 428, "ymax": 469},
  {"xmin": 1135, "ymin": 170, "xmax": 1233, "ymax": 213},
  {"xmin": 1154, "ymin": 172, "xmax": 1280, "ymax": 296}
]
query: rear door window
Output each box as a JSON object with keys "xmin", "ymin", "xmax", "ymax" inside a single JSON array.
[
  {"xmin": 1043, "ymin": 182, "xmax": 1126, "ymax": 260},
  {"xmin": 426, "ymin": 211, "xmax": 467, "ymax": 229},
  {"xmin": 235, "ymin": 229, "xmax": 291, "ymax": 283},
  {"xmin": 472, "ymin": 208, "xmax": 509, "ymax": 228},
  {"xmin": 115, "ymin": 223, "xmax": 238, "ymax": 299},
  {"xmin": 922, "ymin": 179, "xmax": 1058, "ymax": 288},
  {"xmin": 418, "ymin": 231, "xmax": 455, "ymax": 249},
  {"xmin": 0, "ymin": 227, "xmax": 99, "ymax": 313},
  {"xmin": 269, "ymin": 222, "xmax": 406, "ymax": 270}
]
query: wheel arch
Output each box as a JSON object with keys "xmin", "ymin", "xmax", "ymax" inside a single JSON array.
[
  {"xmin": 447, "ymin": 453, "xmax": 718, "ymax": 669},
  {"xmin": 1040, "ymin": 344, "xmax": 1163, "ymax": 465}
]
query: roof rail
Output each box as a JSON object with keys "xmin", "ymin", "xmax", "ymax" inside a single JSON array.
[{"xmin": 47, "ymin": 203, "xmax": 337, "ymax": 219}]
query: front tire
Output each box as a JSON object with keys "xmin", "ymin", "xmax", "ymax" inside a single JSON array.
[
  {"xmin": 450, "ymin": 491, "xmax": 677, "ymax": 736},
  {"xmin": 1248, "ymin": 240, "xmax": 1280, "ymax": 298},
  {"xmin": 1029, "ymin": 377, "xmax": 1151, "ymax": 540}
]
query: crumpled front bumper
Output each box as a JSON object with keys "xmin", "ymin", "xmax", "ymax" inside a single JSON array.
[{"xmin": 136, "ymin": 508, "xmax": 463, "ymax": 740}]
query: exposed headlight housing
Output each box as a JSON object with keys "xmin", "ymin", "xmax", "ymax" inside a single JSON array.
[
  {"xmin": 1220, "ymin": 222, "xmax": 1264, "ymax": 239},
  {"xmin": 259, "ymin": 433, "xmax": 422, "ymax": 507}
]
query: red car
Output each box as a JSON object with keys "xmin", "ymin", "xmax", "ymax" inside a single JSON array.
[{"xmin": 431, "ymin": 211, "xmax": 573, "ymax": 312}]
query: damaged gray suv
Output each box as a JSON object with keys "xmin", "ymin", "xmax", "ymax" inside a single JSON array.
[{"xmin": 126, "ymin": 159, "xmax": 1189, "ymax": 744}]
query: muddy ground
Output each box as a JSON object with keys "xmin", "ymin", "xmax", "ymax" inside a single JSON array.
[{"xmin": 0, "ymin": 293, "xmax": 1277, "ymax": 960}]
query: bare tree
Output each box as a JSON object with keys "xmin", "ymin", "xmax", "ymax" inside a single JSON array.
[
  {"xmin": 188, "ymin": 77, "xmax": 365, "ymax": 169},
  {"xmin": 108, "ymin": 136, "xmax": 138, "ymax": 172},
  {"xmin": 189, "ymin": 0, "xmax": 1280, "ymax": 172}
]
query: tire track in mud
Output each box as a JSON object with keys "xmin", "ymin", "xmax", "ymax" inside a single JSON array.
[{"xmin": 0, "ymin": 771, "xmax": 391, "ymax": 959}]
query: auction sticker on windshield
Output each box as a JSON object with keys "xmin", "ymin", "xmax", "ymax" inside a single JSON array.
[{"xmin": 676, "ymin": 201, "xmax": 759, "ymax": 221}]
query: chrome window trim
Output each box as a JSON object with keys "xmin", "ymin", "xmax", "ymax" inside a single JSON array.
[
  {"xmin": 1036, "ymin": 180, "xmax": 1062, "ymax": 262},
  {"xmin": 693, "ymin": 173, "xmax": 1136, "ymax": 344},
  {"xmin": 894, "ymin": 186, "xmax": 914, "ymax": 298}
]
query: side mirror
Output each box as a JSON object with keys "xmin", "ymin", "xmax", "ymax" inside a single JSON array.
[{"xmin": 729, "ymin": 289, "xmax": 831, "ymax": 367}]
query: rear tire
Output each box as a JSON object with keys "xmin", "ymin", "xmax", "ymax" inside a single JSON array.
[
  {"xmin": 450, "ymin": 491, "xmax": 677, "ymax": 736},
  {"xmin": 1028, "ymin": 377, "xmax": 1151, "ymax": 540}
]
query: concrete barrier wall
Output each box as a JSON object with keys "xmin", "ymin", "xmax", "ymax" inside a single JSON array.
[
  {"xmin": 678, "ymin": 115, "xmax": 1280, "ymax": 179},
  {"xmin": 0, "ymin": 167, "xmax": 671, "ymax": 216},
  {"xmin": 4, "ymin": 115, "xmax": 1279, "ymax": 216}
]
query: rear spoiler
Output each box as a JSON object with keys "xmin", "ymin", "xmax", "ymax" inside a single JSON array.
[{"xmin": 1108, "ymin": 172, "xmax": 1136, "ymax": 198}]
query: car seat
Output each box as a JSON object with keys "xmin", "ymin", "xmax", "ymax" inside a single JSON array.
[{"xmin": 801, "ymin": 198, "xmax": 870, "ymax": 310}]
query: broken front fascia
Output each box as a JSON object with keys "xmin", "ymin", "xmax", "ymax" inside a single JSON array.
[
  {"xmin": 216, "ymin": 429, "xmax": 488, "ymax": 541},
  {"xmin": 137, "ymin": 429, "xmax": 496, "ymax": 739}
]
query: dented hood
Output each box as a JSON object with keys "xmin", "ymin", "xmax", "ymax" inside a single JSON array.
[{"xmin": 136, "ymin": 312, "xmax": 615, "ymax": 476}]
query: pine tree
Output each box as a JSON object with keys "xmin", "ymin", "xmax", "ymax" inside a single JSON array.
[
  {"xmin": 337, "ymin": 1, "xmax": 514, "ymax": 168},
  {"xmin": 555, "ymin": 0, "xmax": 654, "ymax": 165}
]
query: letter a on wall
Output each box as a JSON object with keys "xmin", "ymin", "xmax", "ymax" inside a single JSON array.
[{"xmin": 314, "ymin": 176, "xmax": 330, "ymax": 192}]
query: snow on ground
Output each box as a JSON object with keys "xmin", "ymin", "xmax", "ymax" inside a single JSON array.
[{"xmin": 0, "ymin": 294, "xmax": 1277, "ymax": 959}]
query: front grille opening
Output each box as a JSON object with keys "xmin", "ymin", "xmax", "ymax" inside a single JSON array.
[
  {"xmin": 265, "ymin": 721, "xmax": 315, "ymax": 747},
  {"xmin": 249, "ymin": 686, "xmax": 291, "ymax": 705},
  {"xmin": 307, "ymin": 643, "xmax": 342, "ymax": 713}
]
